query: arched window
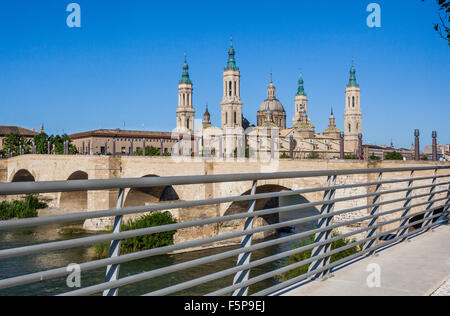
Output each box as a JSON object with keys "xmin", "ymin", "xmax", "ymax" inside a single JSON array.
[
  {"xmin": 352, "ymin": 96, "xmax": 355, "ymax": 108},
  {"xmin": 356, "ymin": 123, "xmax": 359, "ymax": 132},
  {"xmin": 348, "ymin": 124, "xmax": 351, "ymax": 133},
  {"xmin": 234, "ymin": 112, "xmax": 237, "ymax": 124},
  {"xmin": 234, "ymin": 81, "xmax": 237, "ymax": 96},
  {"xmin": 229, "ymin": 81, "xmax": 232, "ymax": 96}
]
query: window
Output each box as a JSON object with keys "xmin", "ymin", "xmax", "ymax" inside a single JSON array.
[
  {"xmin": 356, "ymin": 123, "xmax": 359, "ymax": 131},
  {"xmin": 234, "ymin": 81, "xmax": 237, "ymax": 96},
  {"xmin": 352, "ymin": 96, "xmax": 355, "ymax": 108},
  {"xmin": 187, "ymin": 119, "xmax": 190, "ymax": 130},
  {"xmin": 229, "ymin": 81, "xmax": 232, "ymax": 96},
  {"xmin": 234, "ymin": 112, "xmax": 236, "ymax": 124},
  {"xmin": 348, "ymin": 124, "xmax": 351, "ymax": 133}
]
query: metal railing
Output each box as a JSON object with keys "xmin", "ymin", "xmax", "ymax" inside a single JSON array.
[{"xmin": 0, "ymin": 165, "xmax": 449, "ymax": 296}]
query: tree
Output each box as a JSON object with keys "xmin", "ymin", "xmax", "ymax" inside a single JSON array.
[
  {"xmin": 33, "ymin": 132, "xmax": 49, "ymax": 154},
  {"xmin": 422, "ymin": 0, "xmax": 450, "ymax": 45},
  {"xmin": 2, "ymin": 133, "xmax": 31, "ymax": 156},
  {"xmin": 306, "ymin": 152, "xmax": 320, "ymax": 159},
  {"xmin": 369, "ymin": 154, "xmax": 381, "ymax": 161},
  {"xmin": 135, "ymin": 146, "xmax": 162, "ymax": 156},
  {"xmin": 48, "ymin": 134, "xmax": 77, "ymax": 155},
  {"xmin": 385, "ymin": 151, "xmax": 403, "ymax": 160}
]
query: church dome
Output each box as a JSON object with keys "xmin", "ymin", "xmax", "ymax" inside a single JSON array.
[{"xmin": 258, "ymin": 99, "xmax": 285, "ymax": 113}]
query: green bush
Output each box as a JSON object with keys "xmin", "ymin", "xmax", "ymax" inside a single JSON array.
[
  {"xmin": 280, "ymin": 232, "xmax": 360, "ymax": 282},
  {"xmin": 385, "ymin": 151, "xmax": 403, "ymax": 160},
  {"xmin": 306, "ymin": 152, "xmax": 320, "ymax": 159},
  {"xmin": 280, "ymin": 153, "xmax": 290, "ymax": 159},
  {"xmin": 0, "ymin": 195, "xmax": 47, "ymax": 220},
  {"xmin": 93, "ymin": 212, "xmax": 177, "ymax": 258}
]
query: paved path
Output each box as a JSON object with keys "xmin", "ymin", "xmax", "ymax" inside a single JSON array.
[{"xmin": 276, "ymin": 224, "xmax": 450, "ymax": 296}]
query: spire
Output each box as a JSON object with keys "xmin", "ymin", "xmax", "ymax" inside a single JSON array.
[
  {"xmin": 331, "ymin": 107, "xmax": 334, "ymax": 116},
  {"xmin": 180, "ymin": 53, "xmax": 192, "ymax": 84},
  {"xmin": 347, "ymin": 58, "xmax": 359, "ymax": 87},
  {"xmin": 203, "ymin": 103, "xmax": 211, "ymax": 126},
  {"xmin": 297, "ymin": 71, "xmax": 306, "ymax": 96},
  {"xmin": 267, "ymin": 72, "xmax": 276, "ymax": 99},
  {"xmin": 226, "ymin": 36, "xmax": 238, "ymax": 71}
]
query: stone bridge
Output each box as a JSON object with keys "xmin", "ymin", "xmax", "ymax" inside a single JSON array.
[{"xmin": 1, "ymin": 155, "xmax": 449, "ymax": 243}]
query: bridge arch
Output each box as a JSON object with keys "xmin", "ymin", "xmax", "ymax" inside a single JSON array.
[
  {"xmin": 10, "ymin": 169, "xmax": 36, "ymax": 183},
  {"xmin": 220, "ymin": 184, "xmax": 320, "ymax": 238},
  {"xmin": 123, "ymin": 175, "xmax": 180, "ymax": 208},
  {"xmin": 59, "ymin": 171, "xmax": 89, "ymax": 212}
]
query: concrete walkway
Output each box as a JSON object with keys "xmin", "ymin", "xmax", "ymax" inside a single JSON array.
[{"xmin": 277, "ymin": 224, "xmax": 450, "ymax": 296}]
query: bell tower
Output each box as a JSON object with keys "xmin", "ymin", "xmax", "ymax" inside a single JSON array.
[
  {"xmin": 221, "ymin": 37, "xmax": 243, "ymax": 129},
  {"xmin": 344, "ymin": 60, "xmax": 362, "ymax": 154},
  {"xmin": 176, "ymin": 53, "xmax": 195, "ymax": 133},
  {"xmin": 292, "ymin": 72, "xmax": 308, "ymax": 125}
]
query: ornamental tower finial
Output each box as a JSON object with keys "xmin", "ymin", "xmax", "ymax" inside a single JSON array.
[
  {"xmin": 348, "ymin": 58, "xmax": 359, "ymax": 87},
  {"xmin": 226, "ymin": 36, "xmax": 238, "ymax": 71},
  {"xmin": 297, "ymin": 71, "xmax": 306, "ymax": 96},
  {"xmin": 180, "ymin": 52, "xmax": 192, "ymax": 84}
]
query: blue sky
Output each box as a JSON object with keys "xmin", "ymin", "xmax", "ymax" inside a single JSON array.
[{"xmin": 0, "ymin": 0, "xmax": 448, "ymax": 148}]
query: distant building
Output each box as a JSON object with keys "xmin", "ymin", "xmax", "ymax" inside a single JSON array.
[
  {"xmin": 424, "ymin": 145, "xmax": 445, "ymax": 161},
  {"xmin": 69, "ymin": 129, "xmax": 182, "ymax": 156},
  {"xmin": 0, "ymin": 126, "xmax": 39, "ymax": 150},
  {"xmin": 363, "ymin": 144, "xmax": 414, "ymax": 160}
]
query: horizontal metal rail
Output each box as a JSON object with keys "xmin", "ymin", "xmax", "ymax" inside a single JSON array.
[
  {"xmin": 61, "ymin": 205, "xmax": 445, "ymax": 296},
  {"xmin": 0, "ymin": 165, "xmax": 449, "ymax": 296},
  {"xmin": 1, "ymin": 166, "xmax": 449, "ymax": 196},
  {"xmin": 1, "ymin": 174, "xmax": 448, "ymax": 232}
]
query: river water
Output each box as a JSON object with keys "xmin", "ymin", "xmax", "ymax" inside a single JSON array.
[{"xmin": 0, "ymin": 208, "xmax": 317, "ymax": 296}]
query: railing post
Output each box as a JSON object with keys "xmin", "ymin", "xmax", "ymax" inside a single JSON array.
[
  {"xmin": 422, "ymin": 168, "xmax": 439, "ymax": 230},
  {"xmin": 231, "ymin": 180, "xmax": 257, "ymax": 296},
  {"xmin": 398, "ymin": 170, "xmax": 415, "ymax": 239},
  {"xmin": 363, "ymin": 172, "xmax": 383, "ymax": 255},
  {"xmin": 308, "ymin": 174, "xmax": 337, "ymax": 279},
  {"xmin": 442, "ymin": 183, "xmax": 450, "ymax": 224},
  {"xmin": 103, "ymin": 188, "xmax": 125, "ymax": 296}
]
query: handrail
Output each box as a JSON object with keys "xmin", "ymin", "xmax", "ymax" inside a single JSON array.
[{"xmin": 0, "ymin": 165, "xmax": 449, "ymax": 296}]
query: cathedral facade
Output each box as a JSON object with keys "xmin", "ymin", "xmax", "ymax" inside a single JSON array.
[{"xmin": 175, "ymin": 39, "xmax": 362, "ymax": 159}]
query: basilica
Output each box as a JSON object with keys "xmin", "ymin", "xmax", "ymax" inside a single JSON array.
[{"xmin": 175, "ymin": 39, "xmax": 363, "ymax": 159}]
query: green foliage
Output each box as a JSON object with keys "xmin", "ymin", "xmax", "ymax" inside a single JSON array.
[
  {"xmin": 385, "ymin": 151, "xmax": 403, "ymax": 160},
  {"xmin": 280, "ymin": 152, "xmax": 290, "ymax": 159},
  {"xmin": 421, "ymin": 0, "xmax": 450, "ymax": 45},
  {"xmin": 33, "ymin": 132, "xmax": 49, "ymax": 154},
  {"xmin": 135, "ymin": 146, "xmax": 161, "ymax": 156},
  {"xmin": 369, "ymin": 154, "xmax": 380, "ymax": 161},
  {"xmin": 93, "ymin": 212, "xmax": 177, "ymax": 258},
  {"xmin": 0, "ymin": 195, "xmax": 47, "ymax": 220},
  {"xmin": 2, "ymin": 133, "xmax": 32, "ymax": 156},
  {"xmin": 306, "ymin": 152, "xmax": 320, "ymax": 159},
  {"xmin": 280, "ymin": 232, "xmax": 360, "ymax": 282},
  {"xmin": 233, "ymin": 146, "xmax": 250, "ymax": 158},
  {"xmin": 421, "ymin": 155, "xmax": 429, "ymax": 161},
  {"xmin": 48, "ymin": 134, "xmax": 77, "ymax": 155},
  {"xmin": 344, "ymin": 154, "xmax": 357, "ymax": 160}
]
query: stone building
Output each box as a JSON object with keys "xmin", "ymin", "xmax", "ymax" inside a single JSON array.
[
  {"xmin": 69, "ymin": 129, "xmax": 181, "ymax": 156},
  {"xmin": 184, "ymin": 38, "xmax": 359, "ymax": 159}
]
